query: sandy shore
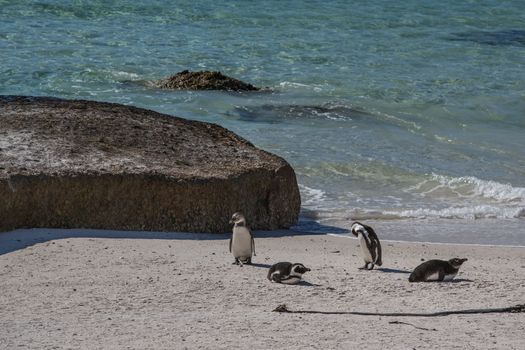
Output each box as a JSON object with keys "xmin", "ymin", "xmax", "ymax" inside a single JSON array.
[{"xmin": 1, "ymin": 228, "xmax": 524, "ymax": 349}]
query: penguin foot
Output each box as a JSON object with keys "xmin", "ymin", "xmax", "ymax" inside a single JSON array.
[
  {"xmin": 232, "ymin": 259, "xmax": 240, "ymax": 265},
  {"xmin": 359, "ymin": 263, "xmax": 375, "ymax": 270},
  {"xmin": 245, "ymin": 258, "xmax": 252, "ymax": 265}
]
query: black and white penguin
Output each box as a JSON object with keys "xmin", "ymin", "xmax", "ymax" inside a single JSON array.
[
  {"xmin": 267, "ymin": 262, "xmax": 311, "ymax": 284},
  {"xmin": 409, "ymin": 258, "xmax": 468, "ymax": 282},
  {"xmin": 351, "ymin": 221, "xmax": 382, "ymax": 270},
  {"xmin": 229, "ymin": 212, "xmax": 255, "ymax": 266}
]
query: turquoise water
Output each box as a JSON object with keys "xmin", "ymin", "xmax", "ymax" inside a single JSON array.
[{"xmin": 1, "ymin": 1, "xmax": 524, "ymax": 241}]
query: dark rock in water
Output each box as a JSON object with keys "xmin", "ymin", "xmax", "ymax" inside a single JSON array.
[
  {"xmin": 232, "ymin": 104, "xmax": 370, "ymax": 124},
  {"xmin": 448, "ymin": 30, "xmax": 525, "ymax": 46},
  {"xmin": 155, "ymin": 70, "xmax": 260, "ymax": 91},
  {"xmin": 0, "ymin": 96, "xmax": 300, "ymax": 233}
]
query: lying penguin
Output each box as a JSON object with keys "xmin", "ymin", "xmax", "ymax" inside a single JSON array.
[
  {"xmin": 351, "ymin": 221, "xmax": 382, "ymax": 270},
  {"xmin": 409, "ymin": 258, "xmax": 468, "ymax": 282},
  {"xmin": 229, "ymin": 212, "xmax": 255, "ymax": 266},
  {"xmin": 267, "ymin": 262, "xmax": 311, "ymax": 284}
]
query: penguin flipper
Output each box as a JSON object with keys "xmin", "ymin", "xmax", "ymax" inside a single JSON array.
[
  {"xmin": 267, "ymin": 266, "xmax": 276, "ymax": 281},
  {"xmin": 247, "ymin": 226, "xmax": 255, "ymax": 256},
  {"xmin": 365, "ymin": 225, "xmax": 382, "ymax": 266},
  {"xmin": 271, "ymin": 273, "xmax": 283, "ymax": 283},
  {"xmin": 251, "ymin": 236, "xmax": 256, "ymax": 256},
  {"xmin": 229, "ymin": 237, "xmax": 232, "ymax": 253},
  {"xmin": 438, "ymin": 269, "xmax": 445, "ymax": 281},
  {"xmin": 268, "ymin": 268, "xmax": 285, "ymax": 282},
  {"xmin": 375, "ymin": 240, "xmax": 383, "ymax": 266}
]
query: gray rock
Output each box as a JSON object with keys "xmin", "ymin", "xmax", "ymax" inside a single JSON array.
[
  {"xmin": 154, "ymin": 70, "xmax": 260, "ymax": 91},
  {"xmin": 0, "ymin": 96, "xmax": 300, "ymax": 232}
]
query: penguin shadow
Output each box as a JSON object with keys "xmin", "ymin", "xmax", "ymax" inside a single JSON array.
[
  {"xmin": 296, "ymin": 280, "xmax": 321, "ymax": 287},
  {"xmin": 375, "ymin": 267, "xmax": 412, "ymax": 274},
  {"xmin": 272, "ymin": 280, "xmax": 320, "ymax": 287},
  {"xmin": 446, "ymin": 278, "xmax": 474, "ymax": 283},
  {"xmin": 247, "ymin": 263, "xmax": 273, "ymax": 269}
]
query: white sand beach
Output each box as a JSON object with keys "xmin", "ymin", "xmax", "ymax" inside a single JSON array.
[{"xmin": 1, "ymin": 228, "xmax": 524, "ymax": 349}]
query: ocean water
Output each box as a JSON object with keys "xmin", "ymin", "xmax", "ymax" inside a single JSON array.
[{"xmin": 1, "ymin": 1, "xmax": 524, "ymax": 244}]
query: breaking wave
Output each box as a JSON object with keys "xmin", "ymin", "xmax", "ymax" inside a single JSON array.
[
  {"xmin": 299, "ymin": 174, "xmax": 525, "ymax": 221},
  {"xmin": 383, "ymin": 205, "xmax": 525, "ymax": 220},
  {"xmin": 408, "ymin": 174, "xmax": 525, "ymax": 204}
]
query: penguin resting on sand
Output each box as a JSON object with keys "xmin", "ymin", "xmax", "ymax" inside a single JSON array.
[
  {"xmin": 229, "ymin": 212, "xmax": 255, "ymax": 266},
  {"xmin": 351, "ymin": 221, "xmax": 382, "ymax": 270},
  {"xmin": 267, "ymin": 262, "xmax": 311, "ymax": 284},
  {"xmin": 409, "ymin": 258, "xmax": 468, "ymax": 282}
]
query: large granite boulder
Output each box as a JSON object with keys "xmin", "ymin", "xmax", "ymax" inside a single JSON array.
[
  {"xmin": 155, "ymin": 70, "xmax": 260, "ymax": 91},
  {"xmin": 0, "ymin": 96, "xmax": 300, "ymax": 232}
]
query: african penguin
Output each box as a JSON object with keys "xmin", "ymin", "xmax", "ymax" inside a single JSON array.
[
  {"xmin": 267, "ymin": 262, "xmax": 311, "ymax": 285},
  {"xmin": 351, "ymin": 221, "xmax": 382, "ymax": 270},
  {"xmin": 409, "ymin": 258, "xmax": 468, "ymax": 282},
  {"xmin": 229, "ymin": 212, "xmax": 255, "ymax": 266}
]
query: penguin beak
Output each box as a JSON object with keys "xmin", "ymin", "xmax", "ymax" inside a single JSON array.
[
  {"xmin": 305, "ymin": 267, "xmax": 311, "ymax": 272},
  {"xmin": 461, "ymin": 258, "xmax": 468, "ymax": 263}
]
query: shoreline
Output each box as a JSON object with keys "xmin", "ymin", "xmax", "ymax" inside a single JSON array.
[
  {"xmin": 330, "ymin": 234, "xmax": 525, "ymax": 249},
  {"xmin": 2, "ymin": 217, "xmax": 525, "ymax": 251},
  {"xmin": 294, "ymin": 216, "xmax": 525, "ymax": 246}
]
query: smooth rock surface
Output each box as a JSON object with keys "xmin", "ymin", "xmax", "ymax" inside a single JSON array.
[
  {"xmin": 0, "ymin": 96, "xmax": 300, "ymax": 232},
  {"xmin": 154, "ymin": 70, "xmax": 260, "ymax": 91}
]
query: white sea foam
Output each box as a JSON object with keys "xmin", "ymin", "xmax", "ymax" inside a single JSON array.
[
  {"xmin": 383, "ymin": 174, "xmax": 525, "ymax": 219},
  {"xmin": 409, "ymin": 174, "xmax": 525, "ymax": 203},
  {"xmin": 110, "ymin": 71, "xmax": 140, "ymax": 79},
  {"xmin": 384, "ymin": 205, "xmax": 525, "ymax": 220},
  {"xmin": 299, "ymin": 184, "xmax": 326, "ymax": 205},
  {"xmin": 278, "ymin": 81, "xmax": 329, "ymax": 92},
  {"xmin": 367, "ymin": 109, "xmax": 422, "ymax": 130},
  {"xmin": 297, "ymin": 171, "xmax": 525, "ymax": 221}
]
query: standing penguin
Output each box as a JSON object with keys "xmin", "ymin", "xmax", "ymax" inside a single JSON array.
[
  {"xmin": 409, "ymin": 258, "xmax": 468, "ymax": 282},
  {"xmin": 351, "ymin": 221, "xmax": 382, "ymax": 270},
  {"xmin": 267, "ymin": 262, "xmax": 311, "ymax": 284},
  {"xmin": 229, "ymin": 212, "xmax": 255, "ymax": 266}
]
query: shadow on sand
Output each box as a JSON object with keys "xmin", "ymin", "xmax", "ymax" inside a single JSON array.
[
  {"xmin": 244, "ymin": 262, "xmax": 273, "ymax": 269},
  {"xmin": 0, "ymin": 217, "xmax": 345, "ymax": 256},
  {"xmin": 447, "ymin": 278, "xmax": 474, "ymax": 283},
  {"xmin": 296, "ymin": 280, "xmax": 321, "ymax": 287},
  {"xmin": 376, "ymin": 267, "xmax": 412, "ymax": 274}
]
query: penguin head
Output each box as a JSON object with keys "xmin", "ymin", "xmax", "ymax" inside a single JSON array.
[
  {"xmin": 291, "ymin": 263, "xmax": 311, "ymax": 275},
  {"xmin": 448, "ymin": 258, "xmax": 468, "ymax": 268},
  {"xmin": 229, "ymin": 212, "xmax": 246, "ymax": 225},
  {"xmin": 350, "ymin": 222, "xmax": 365, "ymax": 237}
]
